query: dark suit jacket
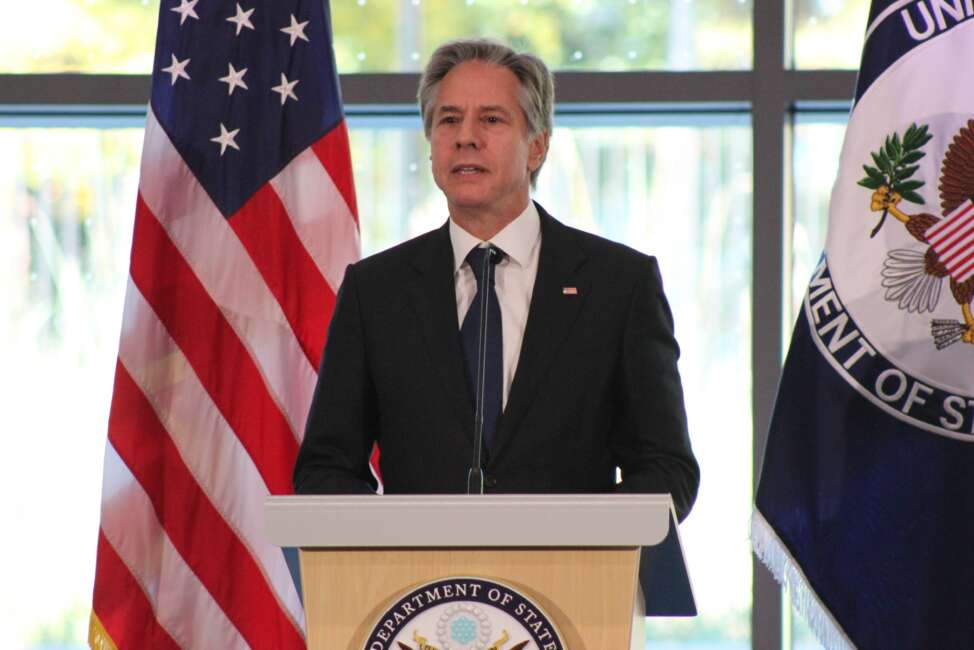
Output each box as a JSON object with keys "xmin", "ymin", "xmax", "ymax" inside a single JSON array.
[{"xmin": 293, "ymin": 203, "xmax": 700, "ymax": 520}]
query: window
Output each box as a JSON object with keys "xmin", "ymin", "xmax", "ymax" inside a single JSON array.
[
  {"xmin": 793, "ymin": 0, "xmax": 868, "ymax": 69},
  {"xmin": 0, "ymin": 124, "xmax": 141, "ymax": 648},
  {"xmin": 0, "ymin": 0, "xmax": 870, "ymax": 647},
  {"xmin": 0, "ymin": 2, "xmax": 158, "ymax": 73},
  {"xmin": 333, "ymin": 0, "xmax": 752, "ymax": 73}
]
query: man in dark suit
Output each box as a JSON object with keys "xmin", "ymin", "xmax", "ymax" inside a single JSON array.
[{"xmin": 293, "ymin": 39, "xmax": 699, "ymax": 520}]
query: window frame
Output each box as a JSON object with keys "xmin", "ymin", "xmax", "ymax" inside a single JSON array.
[{"xmin": 0, "ymin": 1, "xmax": 861, "ymax": 646}]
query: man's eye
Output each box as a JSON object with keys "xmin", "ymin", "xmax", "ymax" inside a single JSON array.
[{"xmin": 484, "ymin": 115, "xmax": 501, "ymax": 123}]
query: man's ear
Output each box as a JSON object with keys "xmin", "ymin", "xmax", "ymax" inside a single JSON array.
[{"xmin": 527, "ymin": 130, "xmax": 549, "ymax": 172}]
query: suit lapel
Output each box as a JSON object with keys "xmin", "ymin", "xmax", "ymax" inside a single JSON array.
[
  {"xmin": 493, "ymin": 206, "xmax": 589, "ymax": 458},
  {"xmin": 406, "ymin": 223, "xmax": 475, "ymax": 440}
]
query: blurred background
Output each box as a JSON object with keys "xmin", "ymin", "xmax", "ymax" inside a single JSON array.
[{"xmin": 0, "ymin": 0, "xmax": 867, "ymax": 648}]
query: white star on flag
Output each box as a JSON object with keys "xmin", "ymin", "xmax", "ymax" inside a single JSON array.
[
  {"xmin": 219, "ymin": 63, "xmax": 249, "ymax": 95},
  {"xmin": 271, "ymin": 73, "xmax": 300, "ymax": 105},
  {"xmin": 161, "ymin": 54, "xmax": 191, "ymax": 85},
  {"xmin": 226, "ymin": 3, "xmax": 255, "ymax": 36},
  {"xmin": 280, "ymin": 14, "xmax": 309, "ymax": 46},
  {"xmin": 170, "ymin": 0, "xmax": 199, "ymax": 25},
  {"xmin": 210, "ymin": 123, "xmax": 241, "ymax": 155}
]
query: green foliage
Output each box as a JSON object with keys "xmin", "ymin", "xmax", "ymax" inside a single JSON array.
[
  {"xmin": 1, "ymin": 0, "xmax": 158, "ymax": 74},
  {"xmin": 645, "ymin": 606, "xmax": 749, "ymax": 642},
  {"xmin": 857, "ymin": 123, "xmax": 932, "ymax": 205},
  {"xmin": 331, "ymin": 0, "xmax": 749, "ymax": 74},
  {"xmin": 28, "ymin": 601, "xmax": 88, "ymax": 648},
  {"xmin": 6, "ymin": 0, "xmax": 751, "ymax": 74}
]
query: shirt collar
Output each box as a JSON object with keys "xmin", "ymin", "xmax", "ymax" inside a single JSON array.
[{"xmin": 449, "ymin": 201, "xmax": 541, "ymax": 273}]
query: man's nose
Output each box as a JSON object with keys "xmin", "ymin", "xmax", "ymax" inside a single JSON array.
[{"xmin": 454, "ymin": 120, "xmax": 482, "ymax": 149}]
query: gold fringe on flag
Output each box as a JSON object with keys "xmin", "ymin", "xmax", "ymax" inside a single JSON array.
[{"xmin": 88, "ymin": 611, "xmax": 118, "ymax": 650}]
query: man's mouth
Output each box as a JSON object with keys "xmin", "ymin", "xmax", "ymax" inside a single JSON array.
[{"xmin": 452, "ymin": 164, "xmax": 487, "ymax": 175}]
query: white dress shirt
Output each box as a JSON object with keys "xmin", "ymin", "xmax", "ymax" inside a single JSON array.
[{"xmin": 449, "ymin": 201, "xmax": 542, "ymax": 409}]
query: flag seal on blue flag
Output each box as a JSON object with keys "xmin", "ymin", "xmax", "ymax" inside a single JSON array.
[{"xmin": 754, "ymin": 6, "xmax": 974, "ymax": 650}]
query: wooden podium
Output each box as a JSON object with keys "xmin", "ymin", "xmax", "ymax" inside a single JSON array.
[{"xmin": 264, "ymin": 494, "xmax": 694, "ymax": 649}]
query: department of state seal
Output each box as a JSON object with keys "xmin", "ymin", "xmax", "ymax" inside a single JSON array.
[{"xmin": 363, "ymin": 577, "xmax": 565, "ymax": 650}]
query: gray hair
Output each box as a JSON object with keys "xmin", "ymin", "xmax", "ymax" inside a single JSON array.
[{"xmin": 418, "ymin": 38, "xmax": 555, "ymax": 187}]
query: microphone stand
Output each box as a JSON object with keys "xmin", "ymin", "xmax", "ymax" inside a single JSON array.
[{"xmin": 467, "ymin": 246, "xmax": 496, "ymax": 495}]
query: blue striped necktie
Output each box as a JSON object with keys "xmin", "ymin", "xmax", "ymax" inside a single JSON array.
[{"xmin": 460, "ymin": 245, "xmax": 505, "ymax": 452}]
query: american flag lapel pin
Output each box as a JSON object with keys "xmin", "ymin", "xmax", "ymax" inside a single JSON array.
[{"xmin": 562, "ymin": 286, "xmax": 578, "ymax": 295}]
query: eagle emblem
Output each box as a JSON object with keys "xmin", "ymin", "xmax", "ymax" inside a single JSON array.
[
  {"xmin": 396, "ymin": 628, "xmax": 528, "ymax": 650},
  {"xmin": 862, "ymin": 120, "xmax": 974, "ymax": 348}
]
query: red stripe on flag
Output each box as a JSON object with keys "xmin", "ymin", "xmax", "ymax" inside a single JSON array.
[
  {"xmin": 91, "ymin": 530, "xmax": 182, "ymax": 650},
  {"xmin": 230, "ymin": 183, "xmax": 335, "ymax": 370},
  {"xmin": 130, "ymin": 195, "xmax": 298, "ymax": 495},
  {"xmin": 941, "ymin": 229, "xmax": 974, "ymax": 267},
  {"xmin": 929, "ymin": 213, "xmax": 974, "ymax": 246},
  {"xmin": 934, "ymin": 221, "xmax": 974, "ymax": 260},
  {"xmin": 931, "ymin": 219, "xmax": 974, "ymax": 262},
  {"xmin": 108, "ymin": 361, "xmax": 306, "ymax": 650},
  {"xmin": 311, "ymin": 121, "xmax": 359, "ymax": 223},
  {"xmin": 949, "ymin": 247, "xmax": 974, "ymax": 278},
  {"xmin": 369, "ymin": 441, "xmax": 383, "ymax": 486},
  {"xmin": 928, "ymin": 202, "xmax": 974, "ymax": 244}
]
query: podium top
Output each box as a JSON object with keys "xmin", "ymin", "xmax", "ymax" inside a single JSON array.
[{"xmin": 264, "ymin": 493, "xmax": 673, "ymax": 548}]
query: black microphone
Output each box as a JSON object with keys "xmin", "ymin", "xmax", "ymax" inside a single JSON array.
[{"xmin": 466, "ymin": 246, "xmax": 499, "ymax": 495}]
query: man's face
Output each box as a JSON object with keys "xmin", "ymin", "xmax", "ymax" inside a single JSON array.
[{"xmin": 429, "ymin": 60, "xmax": 547, "ymax": 223}]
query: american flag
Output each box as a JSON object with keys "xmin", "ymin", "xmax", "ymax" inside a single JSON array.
[
  {"xmin": 926, "ymin": 198, "xmax": 974, "ymax": 283},
  {"xmin": 88, "ymin": 1, "xmax": 358, "ymax": 647}
]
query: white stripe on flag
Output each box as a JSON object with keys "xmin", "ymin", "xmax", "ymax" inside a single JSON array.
[
  {"xmin": 940, "ymin": 229, "xmax": 974, "ymax": 266},
  {"xmin": 138, "ymin": 109, "xmax": 316, "ymax": 441},
  {"xmin": 952, "ymin": 258, "xmax": 974, "ymax": 283},
  {"xmin": 928, "ymin": 200, "xmax": 974, "ymax": 282},
  {"xmin": 270, "ymin": 146, "xmax": 360, "ymax": 293},
  {"xmin": 926, "ymin": 200, "xmax": 974, "ymax": 243},
  {"xmin": 100, "ymin": 443, "xmax": 249, "ymax": 650},
  {"xmin": 117, "ymin": 278, "xmax": 306, "ymax": 632}
]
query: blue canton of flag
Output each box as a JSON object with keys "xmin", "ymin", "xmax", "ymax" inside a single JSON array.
[
  {"xmin": 153, "ymin": 0, "xmax": 344, "ymax": 216},
  {"xmin": 754, "ymin": 2, "xmax": 974, "ymax": 648}
]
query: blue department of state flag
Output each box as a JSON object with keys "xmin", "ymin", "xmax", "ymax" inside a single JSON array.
[{"xmin": 753, "ymin": 4, "xmax": 974, "ymax": 649}]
